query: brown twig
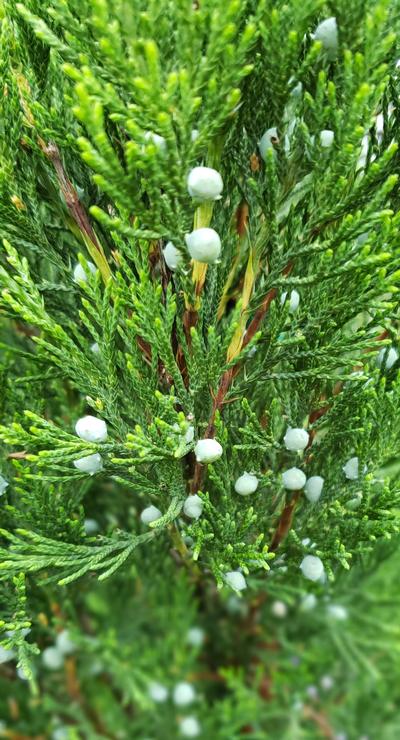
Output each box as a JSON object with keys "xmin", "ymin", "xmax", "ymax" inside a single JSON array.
[
  {"xmin": 7, "ymin": 451, "xmax": 27, "ymax": 460},
  {"xmin": 242, "ymin": 262, "xmax": 293, "ymax": 351},
  {"xmin": 270, "ymin": 491, "xmax": 301, "ymax": 552},
  {"xmin": 302, "ymin": 705, "xmax": 336, "ymax": 739},
  {"xmin": 41, "ymin": 142, "xmax": 101, "ymax": 254},
  {"xmin": 4, "ymin": 733, "xmax": 45, "ymax": 740},
  {"xmin": 39, "ymin": 141, "xmax": 112, "ymax": 285}
]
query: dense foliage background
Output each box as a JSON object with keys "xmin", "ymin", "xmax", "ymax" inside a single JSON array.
[{"xmin": 0, "ymin": 0, "xmax": 400, "ymax": 737}]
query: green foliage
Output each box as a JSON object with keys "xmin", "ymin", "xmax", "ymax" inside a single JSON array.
[{"xmin": 0, "ymin": 0, "xmax": 400, "ymax": 737}]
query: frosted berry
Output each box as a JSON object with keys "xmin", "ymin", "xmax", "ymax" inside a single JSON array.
[
  {"xmin": 284, "ymin": 427, "xmax": 309, "ymax": 451},
  {"xmin": 300, "ymin": 555, "xmax": 324, "ymax": 582},
  {"xmin": 73, "ymin": 261, "xmax": 97, "ymax": 283},
  {"xmin": 148, "ymin": 681, "xmax": 169, "ymax": 703},
  {"xmin": 271, "ymin": 600, "xmax": 288, "ymax": 618},
  {"xmin": 84, "ymin": 518, "xmax": 99, "ymax": 535},
  {"xmin": 184, "ymin": 426, "xmax": 195, "ymax": 443},
  {"xmin": 75, "ymin": 415, "xmax": 108, "ymax": 443},
  {"xmin": 173, "ymin": 681, "xmax": 196, "ymax": 706},
  {"xmin": 320, "ymin": 675, "xmax": 334, "ymax": 691},
  {"xmin": 183, "ymin": 494, "xmax": 203, "ymax": 519},
  {"xmin": 320, "ymin": 129, "xmax": 334, "ymax": 148},
  {"xmin": 42, "ymin": 646, "xmax": 64, "ymax": 670},
  {"xmin": 306, "ymin": 685, "xmax": 319, "ymax": 700},
  {"xmin": 185, "ymin": 228, "xmax": 221, "ymax": 264},
  {"xmin": 234, "ymin": 472, "xmax": 259, "ymax": 496},
  {"xmin": 163, "ymin": 241, "xmax": 183, "ymax": 271},
  {"xmin": 0, "ymin": 645, "xmax": 15, "ymax": 664},
  {"xmin": 187, "ymin": 166, "xmax": 223, "ymax": 201},
  {"xmin": 17, "ymin": 665, "xmax": 29, "ymax": 681},
  {"xmin": 280, "ymin": 289, "xmax": 300, "ymax": 312},
  {"xmin": 186, "ymin": 627, "xmax": 205, "ymax": 647},
  {"xmin": 300, "ymin": 593, "xmax": 317, "ymax": 611},
  {"xmin": 313, "ymin": 17, "xmax": 338, "ymax": 60},
  {"xmin": 73, "ymin": 453, "xmax": 103, "ymax": 475},
  {"xmin": 140, "ymin": 505, "xmax": 162, "ymax": 525},
  {"xmin": 144, "ymin": 131, "xmax": 166, "ymax": 150},
  {"xmin": 326, "ymin": 604, "xmax": 348, "ymax": 621},
  {"xmin": 282, "ymin": 467, "xmax": 306, "ymax": 490},
  {"xmin": 52, "ymin": 729, "xmax": 69, "ymax": 740},
  {"xmin": 225, "ymin": 571, "xmax": 247, "ymax": 591},
  {"xmin": 194, "ymin": 439, "xmax": 223, "ymax": 464},
  {"xmin": 0, "ymin": 476, "xmax": 8, "ymax": 495},
  {"xmin": 179, "ymin": 716, "xmax": 201, "ymax": 737},
  {"xmin": 56, "ymin": 630, "xmax": 76, "ymax": 656},
  {"xmin": 259, "ymin": 127, "xmax": 278, "ymax": 160},
  {"xmin": 304, "ymin": 476, "xmax": 324, "ymax": 503},
  {"xmin": 343, "ymin": 456, "xmax": 359, "ymax": 480}
]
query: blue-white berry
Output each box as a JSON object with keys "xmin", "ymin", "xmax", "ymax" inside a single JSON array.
[
  {"xmin": 179, "ymin": 716, "xmax": 201, "ymax": 737},
  {"xmin": 148, "ymin": 681, "xmax": 169, "ymax": 703},
  {"xmin": 284, "ymin": 427, "xmax": 309, "ymax": 451},
  {"xmin": 342, "ymin": 456, "xmax": 359, "ymax": 480},
  {"xmin": 306, "ymin": 685, "xmax": 319, "ymax": 700},
  {"xmin": 326, "ymin": 604, "xmax": 348, "ymax": 621},
  {"xmin": 144, "ymin": 131, "xmax": 166, "ymax": 151},
  {"xmin": 304, "ymin": 476, "xmax": 324, "ymax": 503},
  {"xmin": 280, "ymin": 289, "xmax": 300, "ymax": 313},
  {"xmin": 0, "ymin": 475, "xmax": 8, "ymax": 495},
  {"xmin": 234, "ymin": 472, "xmax": 259, "ymax": 496},
  {"xmin": 320, "ymin": 675, "xmax": 334, "ymax": 691},
  {"xmin": 56, "ymin": 630, "xmax": 76, "ymax": 656},
  {"xmin": 0, "ymin": 645, "xmax": 15, "ymax": 664},
  {"xmin": 313, "ymin": 17, "xmax": 338, "ymax": 60},
  {"xmin": 194, "ymin": 438, "xmax": 223, "ymax": 463},
  {"xmin": 183, "ymin": 494, "xmax": 203, "ymax": 520},
  {"xmin": 186, "ymin": 627, "xmax": 205, "ymax": 647},
  {"xmin": 320, "ymin": 129, "xmax": 334, "ymax": 148},
  {"xmin": 75, "ymin": 415, "xmax": 108, "ymax": 443},
  {"xmin": 271, "ymin": 600, "xmax": 288, "ymax": 618},
  {"xmin": 42, "ymin": 646, "xmax": 64, "ymax": 670},
  {"xmin": 73, "ymin": 453, "xmax": 103, "ymax": 475},
  {"xmin": 282, "ymin": 467, "xmax": 306, "ymax": 490},
  {"xmin": 173, "ymin": 681, "xmax": 196, "ymax": 706},
  {"xmin": 300, "ymin": 555, "xmax": 324, "ymax": 582},
  {"xmin": 185, "ymin": 228, "xmax": 221, "ymax": 264},
  {"xmin": 184, "ymin": 425, "xmax": 195, "ymax": 443},
  {"xmin": 84, "ymin": 518, "xmax": 99, "ymax": 535},
  {"xmin": 6, "ymin": 627, "xmax": 30, "ymax": 639},
  {"xmin": 140, "ymin": 505, "xmax": 162, "ymax": 525},
  {"xmin": 300, "ymin": 593, "xmax": 317, "ymax": 611},
  {"xmin": 17, "ymin": 665, "xmax": 29, "ymax": 681},
  {"xmin": 52, "ymin": 729, "xmax": 69, "ymax": 740},
  {"xmin": 73, "ymin": 261, "xmax": 97, "ymax": 283},
  {"xmin": 225, "ymin": 570, "xmax": 247, "ymax": 591},
  {"xmin": 187, "ymin": 166, "xmax": 223, "ymax": 201},
  {"xmin": 258, "ymin": 127, "xmax": 278, "ymax": 160},
  {"xmin": 163, "ymin": 241, "xmax": 183, "ymax": 271}
]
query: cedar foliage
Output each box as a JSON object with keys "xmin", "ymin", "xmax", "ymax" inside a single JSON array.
[{"xmin": 0, "ymin": 0, "xmax": 400, "ymax": 738}]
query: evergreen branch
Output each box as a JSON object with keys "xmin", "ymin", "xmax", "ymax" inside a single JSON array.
[{"xmin": 0, "ymin": 529, "xmax": 157, "ymax": 585}]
